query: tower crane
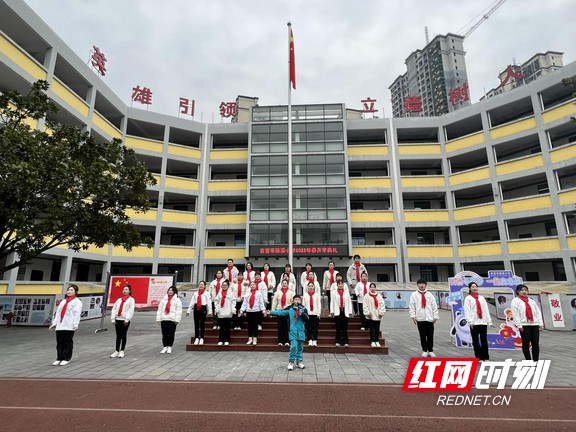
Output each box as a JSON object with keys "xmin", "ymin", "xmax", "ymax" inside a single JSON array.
[{"xmin": 458, "ymin": 0, "xmax": 507, "ymax": 38}]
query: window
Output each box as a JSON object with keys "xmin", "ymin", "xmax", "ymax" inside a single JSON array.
[
  {"xmin": 250, "ymin": 155, "xmax": 288, "ymax": 186},
  {"xmin": 352, "ymin": 234, "xmax": 366, "ymax": 246},
  {"xmin": 293, "ymin": 154, "xmax": 345, "ymax": 186},
  {"xmin": 519, "ymin": 233, "xmax": 533, "ymax": 239},
  {"xmin": 293, "ymin": 188, "xmax": 347, "ymax": 220},
  {"xmin": 170, "ymin": 235, "xmax": 186, "ymax": 246},
  {"xmin": 545, "ymin": 222, "xmax": 557, "ymax": 236},
  {"xmin": 537, "ymin": 183, "xmax": 550, "ymax": 194},
  {"xmin": 293, "ymin": 223, "xmax": 348, "ymax": 246},
  {"xmin": 234, "ymin": 235, "xmax": 246, "ymax": 246},
  {"xmin": 417, "ymin": 233, "xmax": 435, "ymax": 245},
  {"xmin": 250, "ymin": 224, "xmax": 288, "ymax": 246},
  {"xmin": 414, "ymin": 201, "xmax": 431, "ymax": 210},
  {"xmin": 250, "ymin": 189, "xmax": 288, "ymax": 221}
]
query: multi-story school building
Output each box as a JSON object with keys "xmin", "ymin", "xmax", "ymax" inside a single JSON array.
[{"xmin": 1, "ymin": 0, "xmax": 575, "ymax": 296}]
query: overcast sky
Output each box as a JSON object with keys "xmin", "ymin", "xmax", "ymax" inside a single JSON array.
[{"xmin": 23, "ymin": 0, "xmax": 575, "ymax": 122}]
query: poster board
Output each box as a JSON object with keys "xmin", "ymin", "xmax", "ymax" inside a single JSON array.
[
  {"xmin": 108, "ymin": 275, "xmax": 175, "ymax": 309},
  {"xmin": 0, "ymin": 295, "xmax": 56, "ymax": 326}
]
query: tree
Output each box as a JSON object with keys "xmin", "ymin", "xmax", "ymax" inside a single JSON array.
[
  {"xmin": 0, "ymin": 80, "xmax": 156, "ymax": 276},
  {"xmin": 561, "ymin": 76, "xmax": 576, "ymax": 122}
]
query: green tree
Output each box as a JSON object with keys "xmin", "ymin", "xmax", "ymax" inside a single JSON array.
[
  {"xmin": 561, "ymin": 76, "xmax": 576, "ymax": 122},
  {"xmin": 0, "ymin": 81, "xmax": 156, "ymax": 276}
]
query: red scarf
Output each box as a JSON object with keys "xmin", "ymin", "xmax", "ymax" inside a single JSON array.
[
  {"xmin": 471, "ymin": 293, "xmax": 483, "ymax": 319},
  {"xmin": 308, "ymin": 292, "xmax": 314, "ymax": 311},
  {"xmin": 338, "ymin": 288, "xmax": 345, "ymax": 309},
  {"xmin": 369, "ymin": 293, "xmax": 379, "ymax": 307},
  {"xmin": 237, "ymin": 281, "xmax": 243, "ymax": 297},
  {"xmin": 519, "ymin": 296, "xmax": 534, "ymax": 321},
  {"xmin": 60, "ymin": 295, "xmax": 77, "ymax": 322},
  {"xmin": 263, "ymin": 270, "xmax": 269, "ymax": 286},
  {"xmin": 420, "ymin": 291, "xmax": 427, "ymax": 308},
  {"xmin": 227, "ymin": 266, "xmax": 233, "ymax": 281},
  {"xmin": 294, "ymin": 306, "xmax": 300, "ymax": 321},
  {"xmin": 215, "ymin": 278, "xmax": 221, "ymax": 296},
  {"xmin": 196, "ymin": 289, "xmax": 204, "ymax": 311},
  {"xmin": 117, "ymin": 295, "xmax": 130, "ymax": 316},
  {"xmin": 362, "ymin": 281, "xmax": 368, "ymax": 296},
  {"xmin": 220, "ymin": 289, "xmax": 227, "ymax": 307},
  {"xmin": 281, "ymin": 287, "xmax": 288, "ymax": 307},
  {"xmin": 249, "ymin": 289, "xmax": 257, "ymax": 309},
  {"xmin": 355, "ymin": 263, "xmax": 361, "ymax": 283},
  {"xmin": 164, "ymin": 294, "xmax": 174, "ymax": 315},
  {"xmin": 328, "ymin": 269, "xmax": 335, "ymax": 285},
  {"xmin": 246, "ymin": 270, "xmax": 252, "ymax": 283}
]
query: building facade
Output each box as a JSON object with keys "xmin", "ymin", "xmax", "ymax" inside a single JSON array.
[
  {"xmin": 389, "ymin": 33, "xmax": 471, "ymax": 118},
  {"xmin": 1, "ymin": 0, "xmax": 576, "ymax": 296}
]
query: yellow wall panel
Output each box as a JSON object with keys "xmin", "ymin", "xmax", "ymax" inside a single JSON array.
[
  {"xmin": 490, "ymin": 117, "xmax": 536, "ymax": 140},
  {"xmin": 162, "ymin": 210, "xmax": 198, "ymax": 224},
  {"xmin": 51, "ymin": 79, "xmax": 89, "ymax": 117},
  {"xmin": 350, "ymin": 211, "xmax": 394, "ymax": 223},
  {"xmin": 407, "ymin": 245, "xmax": 453, "ymax": 258},
  {"xmin": 550, "ymin": 143, "xmax": 576, "ymax": 164},
  {"xmin": 207, "ymin": 180, "xmax": 247, "ymax": 191},
  {"xmin": 398, "ymin": 144, "xmax": 441, "ymax": 155},
  {"xmin": 204, "ymin": 247, "xmax": 245, "ymax": 260},
  {"xmin": 206, "ymin": 213, "xmax": 247, "ymax": 225},
  {"xmin": 111, "ymin": 245, "xmax": 154, "ymax": 258},
  {"xmin": 349, "ymin": 178, "xmax": 392, "ymax": 189},
  {"xmin": 210, "ymin": 150, "xmax": 249, "ymax": 160},
  {"xmin": 508, "ymin": 238, "xmax": 561, "ymax": 254},
  {"xmin": 559, "ymin": 189, "xmax": 576, "ymax": 206},
  {"xmin": 403, "ymin": 210, "xmax": 449, "ymax": 222},
  {"xmin": 0, "ymin": 284, "xmax": 7, "ymax": 294},
  {"xmin": 125, "ymin": 208, "xmax": 158, "ymax": 221},
  {"xmin": 125, "ymin": 136, "xmax": 163, "ymax": 153},
  {"xmin": 445, "ymin": 132, "xmax": 484, "ymax": 153},
  {"xmin": 168, "ymin": 144, "xmax": 201, "ymax": 159},
  {"xmin": 567, "ymin": 236, "xmax": 576, "ymax": 251},
  {"xmin": 458, "ymin": 242, "xmax": 502, "ymax": 257},
  {"xmin": 158, "ymin": 246, "xmax": 196, "ymax": 259},
  {"xmin": 0, "ymin": 34, "xmax": 47, "ymax": 80},
  {"xmin": 347, "ymin": 145, "xmax": 389, "ymax": 156},
  {"xmin": 93, "ymin": 113, "xmax": 122, "ymax": 139},
  {"xmin": 496, "ymin": 155, "xmax": 544, "ymax": 176},
  {"xmin": 401, "ymin": 176, "xmax": 445, "ymax": 187},
  {"xmin": 165, "ymin": 177, "xmax": 200, "ymax": 191},
  {"xmin": 13, "ymin": 284, "xmax": 63, "ymax": 294},
  {"xmin": 352, "ymin": 246, "xmax": 397, "ymax": 258},
  {"xmin": 449, "ymin": 167, "xmax": 490, "ymax": 186},
  {"xmin": 454, "ymin": 204, "xmax": 496, "ymax": 220},
  {"xmin": 501, "ymin": 196, "xmax": 552, "ymax": 213},
  {"xmin": 542, "ymin": 100, "xmax": 576, "ymax": 124}
]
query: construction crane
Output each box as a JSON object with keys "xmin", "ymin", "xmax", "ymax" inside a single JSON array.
[{"xmin": 458, "ymin": 0, "xmax": 507, "ymax": 38}]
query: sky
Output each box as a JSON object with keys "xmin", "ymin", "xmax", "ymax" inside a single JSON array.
[{"xmin": 22, "ymin": 0, "xmax": 575, "ymax": 122}]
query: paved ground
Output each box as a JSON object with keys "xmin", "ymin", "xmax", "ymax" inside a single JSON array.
[{"xmin": 1, "ymin": 310, "xmax": 574, "ymax": 386}]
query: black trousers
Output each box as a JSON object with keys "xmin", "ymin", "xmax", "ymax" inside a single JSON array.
[
  {"xmin": 368, "ymin": 319, "xmax": 380, "ymax": 342},
  {"xmin": 267, "ymin": 292, "xmax": 274, "ymax": 310},
  {"xmin": 358, "ymin": 302, "xmax": 367, "ymax": 328},
  {"xmin": 277, "ymin": 314, "xmax": 289, "ymax": 344},
  {"xmin": 306, "ymin": 315, "xmax": 319, "ymax": 341},
  {"xmin": 470, "ymin": 324, "xmax": 489, "ymax": 360},
  {"xmin": 233, "ymin": 302, "xmax": 244, "ymax": 329},
  {"xmin": 417, "ymin": 321, "xmax": 435, "ymax": 352},
  {"xmin": 114, "ymin": 319, "xmax": 131, "ymax": 351},
  {"xmin": 351, "ymin": 294, "xmax": 358, "ymax": 314},
  {"xmin": 218, "ymin": 317, "xmax": 232, "ymax": 342},
  {"xmin": 520, "ymin": 325, "xmax": 540, "ymax": 361},
  {"xmin": 56, "ymin": 330, "xmax": 75, "ymax": 361},
  {"xmin": 193, "ymin": 306, "xmax": 207, "ymax": 338},
  {"xmin": 246, "ymin": 312, "xmax": 260, "ymax": 338},
  {"xmin": 160, "ymin": 320, "xmax": 177, "ymax": 347},
  {"xmin": 335, "ymin": 312, "xmax": 349, "ymax": 344},
  {"xmin": 211, "ymin": 302, "xmax": 219, "ymax": 327}
]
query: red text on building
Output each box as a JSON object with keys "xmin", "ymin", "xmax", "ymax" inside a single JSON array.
[
  {"xmin": 219, "ymin": 102, "xmax": 237, "ymax": 118},
  {"xmin": 90, "ymin": 46, "xmax": 107, "ymax": 76},
  {"xmin": 132, "ymin": 86, "xmax": 153, "ymax": 105},
  {"xmin": 404, "ymin": 96, "xmax": 423, "ymax": 113},
  {"xmin": 449, "ymin": 83, "xmax": 470, "ymax": 106},
  {"xmin": 179, "ymin": 97, "xmax": 196, "ymax": 116}
]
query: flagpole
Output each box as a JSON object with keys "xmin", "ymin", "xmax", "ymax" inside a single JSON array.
[{"xmin": 287, "ymin": 22, "xmax": 294, "ymax": 274}]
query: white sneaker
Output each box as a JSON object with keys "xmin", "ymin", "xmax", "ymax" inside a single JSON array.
[
  {"xmin": 421, "ymin": 351, "xmax": 428, "ymax": 357},
  {"xmin": 118, "ymin": 351, "xmax": 125, "ymax": 358},
  {"xmin": 297, "ymin": 362, "xmax": 305, "ymax": 369},
  {"xmin": 278, "ymin": 343, "xmax": 283, "ymax": 346},
  {"xmin": 193, "ymin": 338, "xmax": 199, "ymax": 345},
  {"xmin": 161, "ymin": 347, "xmax": 168, "ymax": 354},
  {"xmin": 59, "ymin": 360, "xmax": 69, "ymax": 366},
  {"xmin": 285, "ymin": 343, "xmax": 290, "ymax": 347},
  {"xmin": 428, "ymin": 351, "xmax": 436, "ymax": 358},
  {"xmin": 308, "ymin": 340, "xmax": 312, "ymax": 347},
  {"xmin": 314, "ymin": 341, "xmax": 318, "ymax": 346},
  {"xmin": 371, "ymin": 342, "xmax": 376, "ymax": 348},
  {"xmin": 375, "ymin": 342, "xmax": 381, "ymax": 347},
  {"xmin": 344, "ymin": 343, "xmax": 349, "ymax": 347},
  {"xmin": 335, "ymin": 343, "xmax": 340, "ymax": 347},
  {"xmin": 199, "ymin": 338, "xmax": 204, "ymax": 345},
  {"xmin": 52, "ymin": 360, "xmax": 60, "ymax": 366},
  {"xmin": 252, "ymin": 338, "xmax": 258, "ymax": 345},
  {"xmin": 287, "ymin": 362, "xmax": 294, "ymax": 370},
  {"xmin": 110, "ymin": 351, "xmax": 119, "ymax": 358},
  {"xmin": 246, "ymin": 337, "xmax": 253, "ymax": 345},
  {"xmin": 216, "ymin": 326, "xmax": 220, "ymax": 330},
  {"xmin": 167, "ymin": 347, "xmax": 172, "ymax": 354},
  {"xmin": 213, "ymin": 326, "xmax": 218, "ymax": 330},
  {"xmin": 360, "ymin": 327, "xmax": 366, "ymax": 331},
  {"xmin": 224, "ymin": 342, "xmax": 229, "ymax": 346},
  {"xmin": 258, "ymin": 325, "xmax": 262, "ymax": 331},
  {"xmin": 218, "ymin": 342, "xmax": 223, "ymax": 346}
]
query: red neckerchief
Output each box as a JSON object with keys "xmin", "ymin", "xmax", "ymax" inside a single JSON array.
[
  {"xmin": 215, "ymin": 278, "xmax": 221, "ymax": 296},
  {"xmin": 294, "ymin": 306, "xmax": 300, "ymax": 321},
  {"xmin": 117, "ymin": 295, "xmax": 130, "ymax": 316},
  {"xmin": 227, "ymin": 266, "xmax": 233, "ymax": 281},
  {"xmin": 237, "ymin": 280, "xmax": 243, "ymax": 297},
  {"xmin": 246, "ymin": 270, "xmax": 252, "ymax": 283},
  {"xmin": 220, "ymin": 289, "xmax": 227, "ymax": 307},
  {"xmin": 308, "ymin": 292, "xmax": 314, "ymax": 311},
  {"xmin": 519, "ymin": 296, "xmax": 534, "ymax": 321},
  {"xmin": 164, "ymin": 294, "xmax": 174, "ymax": 315},
  {"xmin": 196, "ymin": 289, "xmax": 204, "ymax": 311},
  {"xmin": 328, "ymin": 269, "xmax": 335, "ymax": 285},
  {"xmin": 420, "ymin": 291, "xmax": 427, "ymax": 308},
  {"xmin": 355, "ymin": 263, "xmax": 361, "ymax": 283},
  {"xmin": 369, "ymin": 293, "xmax": 379, "ymax": 307},
  {"xmin": 249, "ymin": 289, "xmax": 257, "ymax": 308},
  {"xmin": 60, "ymin": 295, "xmax": 77, "ymax": 322},
  {"xmin": 362, "ymin": 281, "xmax": 368, "ymax": 296},
  {"xmin": 281, "ymin": 287, "xmax": 288, "ymax": 308},
  {"xmin": 338, "ymin": 288, "xmax": 344, "ymax": 308},
  {"xmin": 471, "ymin": 293, "xmax": 483, "ymax": 319},
  {"xmin": 263, "ymin": 270, "xmax": 269, "ymax": 286}
]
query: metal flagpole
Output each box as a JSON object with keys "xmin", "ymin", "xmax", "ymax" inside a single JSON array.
[
  {"xmin": 287, "ymin": 22, "xmax": 294, "ymax": 273},
  {"xmin": 94, "ymin": 271, "xmax": 111, "ymax": 333}
]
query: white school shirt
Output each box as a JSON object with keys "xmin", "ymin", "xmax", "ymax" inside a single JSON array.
[
  {"xmin": 187, "ymin": 290, "xmax": 212, "ymax": 315},
  {"xmin": 511, "ymin": 297, "xmax": 543, "ymax": 328},
  {"xmin": 111, "ymin": 296, "xmax": 135, "ymax": 322},
  {"xmin": 463, "ymin": 294, "xmax": 492, "ymax": 326},
  {"xmin": 52, "ymin": 297, "xmax": 83, "ymax": 331},
  {"xmin": 408, "ymin": 290, "xmax": 439, "ymax": 322}
]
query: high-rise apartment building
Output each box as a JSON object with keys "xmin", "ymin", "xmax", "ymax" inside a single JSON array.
[{"xmin": 390, "ymin": 34, "xmax": 471, "ymax": 118}]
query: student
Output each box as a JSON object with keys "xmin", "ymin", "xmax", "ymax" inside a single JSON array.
[
  {"xmin": 223, "ymin": 259, "xmax": 239, "ymax": 283},
  {"xmin": 354, "ymin": 272, "xmax": 370, "ymax": 331},
  {"xmin": 243, "ymin": 261, "xmax": 256, "ymax": 285},
  {"xmin": 231, "ymin": 274, "xmax": 246, "ymax": 330},
  {"xmin": 330, "ymin": 280, "xmax": 353, "ymax": 347},
  {"xmin": 300, "ymin": 263, "xmax": 317, "ymax": 296},
  {"xmin": 303, "ymin": 281, "xmax": 322, "ymax": 346},
  {"xmin": 210, "ymin": 271, "xmax": 224, "ymax": 330},
  {"xmin": 186, "ymin": 281, "xmax": 212, "ymax": 346},
  {"xmin": 110, "ymin": 284, "xmax": 135, "ymax": 358},
  {"xmin": 156, "ymin": 286, "xmax": 183, "ymax": 354},
  {"xmin": 464, "ymin": 282, "xmax": 493, "ymax": 361},
  {"xmin": 409, "ymin": 279, "xmax": 439, "ymax": 357},
  {"xmin": 268, "ymin": 295, "xmax": 309, "ymax": 370},
  {"xmin": 322, "ymin": 261, "xmax": 339, "ymax": 304},
  {"xmin": 363, "ymin": 283, "xmax": 386, "ymax": 348},
  {"xmin": 280, "ymin": 263, "xmax": 297, "ymax": 290},
  {"xmin": 239, "ymin": 281, "xmax": 266, "ymax": 345},
  {"xmin": 254, "ymin": 272, "xmax": 268, "ymax": 330},
  {"xmin": 272, "ymin": 278, "xmax": 295, "ymax": 346},
  {"xmin": 215, "ymin": 280, "xmax": 236, "ymax": 346},
  {"xmin": 49, "ymin": 284, "xmax": 83, "ymax": 366},
  {"xmin": 347, "ymin": 255, "xmax": 367, "ymax": 316},
  {"xmin": 261, "ymin": 262, "xmax": 276, "ymax": 310},
  {"xmin": 511, "ymin": 284, "xmax": 544, "ymax": 361}
]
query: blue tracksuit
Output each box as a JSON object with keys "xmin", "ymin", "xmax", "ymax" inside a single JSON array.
[{"xmin": 270, "ymin": 306, "xmax": 309, "ymax": 363}]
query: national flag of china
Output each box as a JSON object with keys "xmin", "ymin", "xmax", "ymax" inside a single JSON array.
[{"xmin": 289, "ymin": 28, "xmax": 296, "ymax": 90}]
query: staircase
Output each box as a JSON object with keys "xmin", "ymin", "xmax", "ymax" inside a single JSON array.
[{"xmin": 186, "ymin": 316, "xmax": 389, "ymax": 354}]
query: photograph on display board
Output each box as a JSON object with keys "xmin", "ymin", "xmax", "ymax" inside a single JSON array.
[
  {"xmin": 108, "ymin": 275, "xmax": 175, "ymax": 309},
  {"xmin": 380, "ymin": 290, "xmax": 412, "ymax": 309},
  {"xmin": 0, "ymin": 295, "xmax": 55, "ymax": 326},
  {"xmin": 568, "ymin": 295, "xmax": 576, "ymax": 328}
]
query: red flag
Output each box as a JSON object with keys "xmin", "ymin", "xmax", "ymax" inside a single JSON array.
[{"xmin": 289, "ymin": 28, "xmax": 296, "ymax": 90}]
